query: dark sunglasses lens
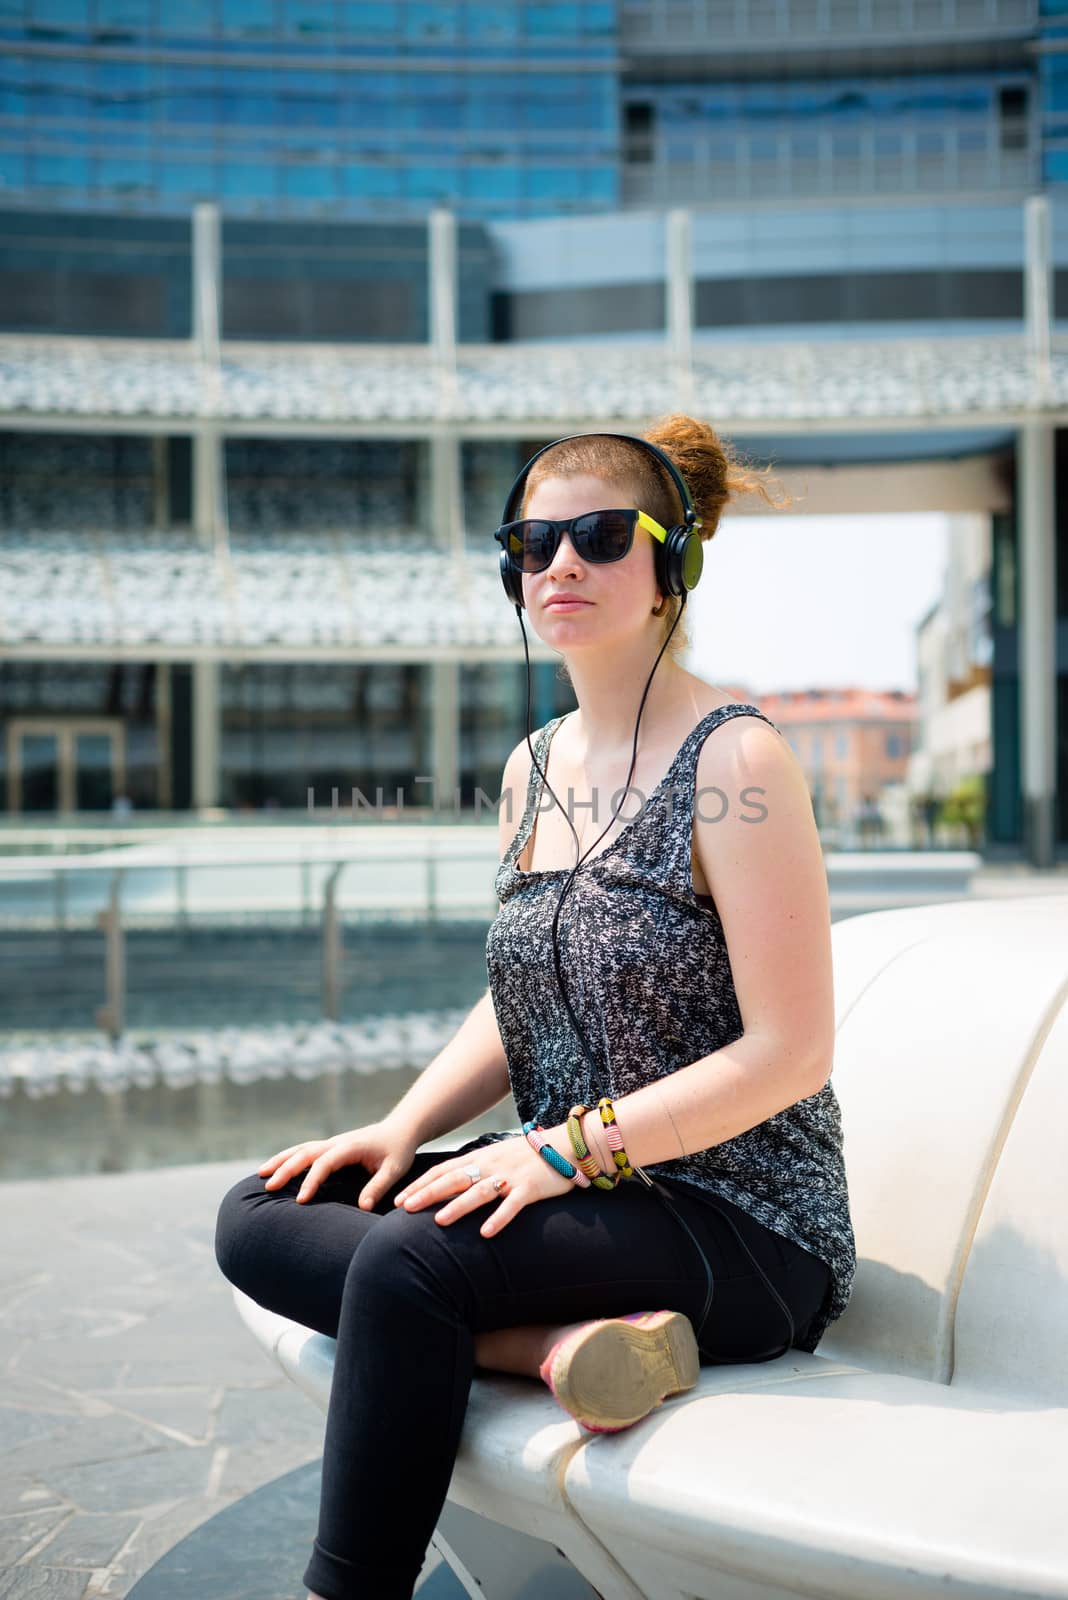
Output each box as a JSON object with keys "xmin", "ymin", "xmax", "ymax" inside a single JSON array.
[
  {"xmin": 509, "ymin": 521, "xmax": 556, "ymax": 572},
  {"xmin": 574, "ymin": 511, "xmax": 634, "ymax": 562}
]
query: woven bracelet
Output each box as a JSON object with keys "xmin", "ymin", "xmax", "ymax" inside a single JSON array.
[
  {"xmin": 566, "ymin": 1104, "xmax": 619, "ymax": 1190},
  {"xmin": 522, "ymin": 1121, "xmax": 590, "ymax": 1188},
  {"xmin": 596, "ymin": 1096, "xmax": 635, "ymax": 1179}
]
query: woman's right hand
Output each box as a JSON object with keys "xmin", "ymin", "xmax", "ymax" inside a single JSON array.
[{"xmin": 257, "ymin": 1118, "xmax": 419, "ymax": 1210}]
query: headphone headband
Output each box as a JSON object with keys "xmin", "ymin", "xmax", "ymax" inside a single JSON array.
[
  {"xmin": 495, "ymin": 430, "xmax": 704, "ymax": 610},
  {"xmin": 500, "ymin": 432, "xmax": 698, "ymax": 531}
]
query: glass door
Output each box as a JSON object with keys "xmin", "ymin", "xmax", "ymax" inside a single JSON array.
[
  {"xmin": 7, "ymin": 720, "xmax": 126, "ymax": 814},
  {"xmin": 74, "ymin": 729, "xmax": 118, "ymax": 811},
  {"xmin": 12, "ymin": 728, "xmax": 60, "ymax": 812}
]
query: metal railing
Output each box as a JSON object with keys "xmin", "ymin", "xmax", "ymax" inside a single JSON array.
[
  {"xmin": 620, "ymin": 0, "xmax": 1036, "ymax": 48},
  {"xmin": 0, "ymin": 841, "xmax": 984, "ymax": 1042},
  {"xmin": 623, "ymin": 132, "xmax": 1036, "ymax": 207},
  {"xmin": 0, "ymin": 845, "xmax": 501, "ymax": 1039}
]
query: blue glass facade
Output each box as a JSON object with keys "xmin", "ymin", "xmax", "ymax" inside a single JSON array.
[
  {"xmin": 0, "ymin": 0, "xmax": 619, "ymax": 218},
  {"xmin": 0, "ymin": 0, "xmax": 1056, "ymax": 218},
  {"xmin": 629, "ymin": 72, "xmax": 1029, "ymax": 151},
  {"xmin": 621, "ymin": 67, "xmax": 1034, "ymax": 204},
  {"xmin": 1039, "ymin": 0, "xmax": 1068, "ymax": 184}
]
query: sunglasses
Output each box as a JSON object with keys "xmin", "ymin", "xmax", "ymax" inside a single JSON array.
[{"xmin": 493, "ymin": 508, "xmax": 669, "ymax": 575}]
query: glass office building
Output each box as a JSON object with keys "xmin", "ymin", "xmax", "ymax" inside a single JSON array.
[
  {"xmin": 0, "ymin": 1, "xmax": 619, "ymax": 220},
  {"xmin": 1, "ymin": 1, "xmax": 1065, "ymax": 849},
  {"xmin": 0, "ymin": 0, "xmax": 1057, "ymax": 219},
  {"xmin": 622, "ymin": 72, "xmax": 1034, "ymax": 205},
  {"xmin": 1040, "ymin": 0, "xmax": 1068, "ymax": 184}
]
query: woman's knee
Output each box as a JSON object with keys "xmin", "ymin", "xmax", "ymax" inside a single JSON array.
[
  {"xmin": 214, "ymin": 1170, "xmax": 288, "ymax": 1286},
  {"xmin": 342, "ymin": 1206, "xmax": 496, "ymax": 1324}
]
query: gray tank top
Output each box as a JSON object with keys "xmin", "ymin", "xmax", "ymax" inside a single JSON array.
[{"xmin": 482, "ymin": 703, "xmax": 856, "ymax": 1352}]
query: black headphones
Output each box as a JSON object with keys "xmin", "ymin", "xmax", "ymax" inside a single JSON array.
[{"xmin": 495, "ymin": 432, "xmax": 705, "ymax": 610}]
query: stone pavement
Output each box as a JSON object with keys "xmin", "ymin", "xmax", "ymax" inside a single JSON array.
[{"xmin": 0, "ymin": 1156, "xmax": 463, "ymax": 1600}]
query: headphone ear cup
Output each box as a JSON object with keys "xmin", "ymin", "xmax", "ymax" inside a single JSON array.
[
  {"xmin": 679, "ymin": 529, "xmax": 704, "ymax": 592},
  {"xmin": 661, "ymin": 527, "xmax": 704, "ymax": 597},
  {"xmin": 499, "ymin": 549, "xmax": 525, "ymax": 609}
]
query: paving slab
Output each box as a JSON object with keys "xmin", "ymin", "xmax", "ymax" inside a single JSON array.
[
  {"xmin": 0, "ymin": 1134, "xmax": 502, "ymax": 1598},
  {"xmin": 0, "ymin": 1159, "xmax": 326, "ymax": 1599},
  {"xmin": 23, "ymin": 1514, "xmax": 143, "ymax": 1575},
  {"xmin": 0, "ymin": 1568, "xmax": 90, "ymax": 1600},
  {"xmin": 0, "ymin": 1512, "xmax": 72, "ymax": 1572}
]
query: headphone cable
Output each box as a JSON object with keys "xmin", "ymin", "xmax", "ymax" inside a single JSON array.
[{"xmin": 513, "ymin": 596, "xmax": 796, "ymax": 1361}]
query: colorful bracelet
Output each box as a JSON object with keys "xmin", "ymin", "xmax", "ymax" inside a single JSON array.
[
  {"xmin": 582, "ymin": 1109, "xmax": 616, "ymax": 1181},
  {"xmin": 597, "ymin": 1096, "xmax": 635, "ymax": 1179},
  {"xmin": 566, "ymin": 1104, "xmax": 619, "ymax": 1190},
  {"xmin": 522, "ymin": 1121, "xmax": 590, "ymax": 1188}
]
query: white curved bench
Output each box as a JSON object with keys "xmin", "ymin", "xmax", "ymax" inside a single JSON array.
[{"xmin": 233, "ymin": 892, "xmax": 1068, "ymax": 1600}]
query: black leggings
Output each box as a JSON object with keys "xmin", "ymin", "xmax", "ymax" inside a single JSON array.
[{"xmin": 214, "ymin": 1141, "xmax": 831, "ymax": 1600}]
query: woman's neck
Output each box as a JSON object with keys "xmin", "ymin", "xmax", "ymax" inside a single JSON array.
[{"xmin": 563, "ymin": 655, "xmax": 699, "ymax": 761}]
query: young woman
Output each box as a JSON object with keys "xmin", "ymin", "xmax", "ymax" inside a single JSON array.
[{"xmin": 214, "ymin": 414, "xmax": 856, "ymax": 1600}]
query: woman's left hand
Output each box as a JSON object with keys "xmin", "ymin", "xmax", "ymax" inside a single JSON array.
[{"xmin": 392, "ymin": 1134, "xmax": 574, "ymax": 1237}]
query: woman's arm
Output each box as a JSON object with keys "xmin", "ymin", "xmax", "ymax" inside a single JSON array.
[
  {"xmin": 386, "ymin": 733, "xmax": 536, "ymax": 1147},
  {"xmin": 544, "ymin": 718, "xmax": 835, "ymax": 1171}
]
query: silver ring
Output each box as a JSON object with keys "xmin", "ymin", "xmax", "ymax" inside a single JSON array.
[
  {"xmin": 461, "ymin": 1163, "xmax": 482, "ymax": 1187},
  {"xmin": 490, "ymin": 1175, "xmax": 506, "ymax": 1195}
]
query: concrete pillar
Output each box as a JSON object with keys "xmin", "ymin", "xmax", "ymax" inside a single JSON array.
[
  {"xmin": 428, "ymin": 210, "xmax": 462, "ymax": 551},
  {"xmin": 192, "ymin": 204, "xmax": 227, "ymax": 553},
  {"xmin": 430, "ymin": 661, "xmax": 460, "ymax": 814},
  {"xmin": 192, "ymin": 429, "xmax": 225, "ymax": 550},
  {"xmin": 430, "ymin": 433, "xmax": 463, "ymax": 553},
  {"xmin": 1024, "ymin": 194, "xmax": 1053, "ymax": 405},
  {"xmin": 192, "ymin": 201, "xmax": 221, "ymax": 362},
  {"xmin": 665, "ymin": 208, "xmax": 694, "ymax": 407},
  {"xmin": 155, "ymin": 661, "xmax": 173, "ymax": 812},
  {"xmin": 428, "ymin": 207, "xmax": 457, "ymax": 369},
  {"xmin": 192, "ymin": 659, "xmax": 220, "ymax": 812},
  {"xmin": 1016, "ymin": 422, "xmax": 1057, "ymax": 867}
]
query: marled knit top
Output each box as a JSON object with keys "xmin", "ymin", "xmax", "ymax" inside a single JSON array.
[{"xmin": 480, "ymin": 703, "xmax": 856, "ymax": 1352}]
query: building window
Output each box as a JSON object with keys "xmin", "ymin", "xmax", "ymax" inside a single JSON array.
[
  {"xmin": 625, "ymin": 101, "xmax": 654, "ymax": 164},
  {"xmin": 95, "ymin": 0, "xmax": 153, "ymax": 32},
  {"xmin": 970, "ymin": 573, "xmax": 994, "ymax": 667},
  {"xmin": 220, "ymin": 663, "xmax": 433, "ymax": 811},
  {"xmin": 459, "ymin": 661, "xmax": 575, "ymax": 808},
  {"xmin": 339, "ymin": 2, "xmax": 400, "ymax": 36},
  {"xmin": 32, "ymin": 151, "xmax": 90, "ymax": 188},
  {"xmin": 157, "ymin": 2, "xmax": 215, "ymax": 33},
  {"xmin": 220, "ymin": 0, "xmax": 275, "ymax": 38},
  {"xmin": 29, "ymin": 0, "xmax": 93, "ymax": 31},
  {"xmin": 526, "ymin": 3, "xmax": 582, "ymax": 36},
  {"xmin": 998, "ymin": 84, "xmax": 1029, "ymax": 151},
  {"xmin": 389, "ymin": 2, "xmax": 460, "ymax": 38}
]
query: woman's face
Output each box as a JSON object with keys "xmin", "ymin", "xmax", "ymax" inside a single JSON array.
[{"xmin": 520, "ymin": 473, "xmax": 661, "ymax": 651}]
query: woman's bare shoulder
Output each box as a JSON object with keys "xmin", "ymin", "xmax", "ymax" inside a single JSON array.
[{"xmin": 496, "ymin": 718, "xmax": 568, "ymax": 856}]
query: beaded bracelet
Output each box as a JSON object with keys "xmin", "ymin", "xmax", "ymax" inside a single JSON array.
[
  {"xmin": 597, "ymin": 1096, "xmax": 635, "ymax": 1179},
  {"xmin": 566, "ymin": 1104, "xmax": 620, "ymax": 1191},
  {"xmin": 522, "ymin": 1121, "xmax": 590, "ymax": 1188}
]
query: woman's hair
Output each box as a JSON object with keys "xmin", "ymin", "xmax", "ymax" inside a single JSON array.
[{"xmin": 519, "ymin": 413, "xmax": 793, "ymax": 663}]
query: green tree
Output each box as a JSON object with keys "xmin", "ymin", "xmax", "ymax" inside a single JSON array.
[{"xmin": 941, "ymin": 774, "xmax": 986, "ymax": 849}]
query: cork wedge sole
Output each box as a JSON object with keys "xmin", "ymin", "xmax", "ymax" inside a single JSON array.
[{"xmin": 543, "ymin": 1310, "xmax": 700, "ymax": 1432}]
